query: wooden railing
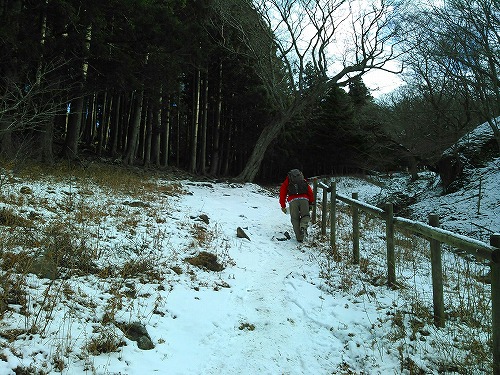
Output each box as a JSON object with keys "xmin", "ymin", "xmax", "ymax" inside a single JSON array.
[{"xmin": 312, "ymin": 179, "xmax": 500, "ymax": 374}]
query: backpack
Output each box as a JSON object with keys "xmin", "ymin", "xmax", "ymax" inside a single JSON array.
[{"xmin": 287, "ymin": 169, "xmax": 308, "ymax": 195}]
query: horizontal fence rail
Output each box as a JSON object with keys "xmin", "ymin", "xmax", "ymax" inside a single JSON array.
[{"xmin": 312, "ymin": 179, "xmax": 500, "ymax": 375}]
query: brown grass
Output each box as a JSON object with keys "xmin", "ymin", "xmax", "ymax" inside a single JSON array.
[{"xmin": 186, "ymin": 251, "xmax": 224, "ymax": 272}]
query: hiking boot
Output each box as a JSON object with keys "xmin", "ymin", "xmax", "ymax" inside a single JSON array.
[
  {"xmin": 298, "ymin": 227, "xmax": 307, "ymax": 242},
  {"xmin": 300, "ymin": 227, "xmax": 308, "ymax": 238}
]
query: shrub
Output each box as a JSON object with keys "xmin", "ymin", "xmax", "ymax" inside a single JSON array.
[{"xmin": 85, "ymin": 326, "xmax": 126, "ymax": 355}]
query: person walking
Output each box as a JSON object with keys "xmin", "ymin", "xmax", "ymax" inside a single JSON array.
[{"xmin": 279, "ymin": 169, "xmax": 314, "ymax": 242}]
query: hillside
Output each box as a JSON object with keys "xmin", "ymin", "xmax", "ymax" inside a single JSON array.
[{"xmin": 0, "ymin": 162, "xmax": 498, "ymax": 374}]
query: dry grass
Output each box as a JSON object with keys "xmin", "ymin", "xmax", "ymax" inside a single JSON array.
[
  {"xmin": 313, "ymin": 192, "xmax": 493, "ymax": 374},
  {"xmin": 9, "ymin": 160, "xmax": 186, "ymax": 197},
  {"xmin": 0, "ymin": 160, "xmax": 189, "ymax": 350},
  {"xmin": 0, "ymin": 159, "xmax": 240, "ymax": 373},
  {"xmin": 185, "ymin": 251, "xmax": 224, "ymax": 272},
  {"xmin": 85, "ymin": 326, "xmax": 126, "ymax": 355},
  {"xmin": 0, "ymin": 207, "xmax": 33, "ymax": 227}
]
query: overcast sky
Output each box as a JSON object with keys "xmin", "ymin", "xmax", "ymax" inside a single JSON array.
[{"xmin": 363, "ymin": 63, "xmax": 405, "ymax": 98}]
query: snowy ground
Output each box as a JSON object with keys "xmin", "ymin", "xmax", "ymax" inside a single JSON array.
[
  {"xmin": 0, "ymin": 159, "xmax": 498, "ymax": 374},
  {"xmin": 340, "ymin": 161, "xmax": 499, "ymax": 242}
]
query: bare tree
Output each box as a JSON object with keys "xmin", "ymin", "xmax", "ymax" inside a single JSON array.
[
  {"xmin": 401, "ymin": 0, "xmax": 500, "ymax": 150},
  {"xmin": 212, "ymin": 0, "xmax": 405, "ymax": 181},
  {"xmin": 0, "ymin": 61, "xmax": 68, "ymax": 160},
  {"xmin": 378, "ymin": 18, "xmax": 482, "ymax": 173}
]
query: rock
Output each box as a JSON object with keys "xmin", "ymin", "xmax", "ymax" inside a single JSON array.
[
  {"xmin": 117, "ymin": 321, "xmax": 154, "ymax": 350},
  {"xmin": 275, "ymin": 231, "xmax": 291, "ymax": 241},
  {"xmin": 237, "ymin": 227, "xmax": 250, "ymax": 241},
  {"xmin": 190, "ymin": 214, "xmax": 210, "ymax": 224},
  {"xmin": 136, "ymin": 335, "xmax": 155, "ymax": 350},
  {"xmin": 20, "ymin": 186, "xmax": 32, "ymax": 194}
]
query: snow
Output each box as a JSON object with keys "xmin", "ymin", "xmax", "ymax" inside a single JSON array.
[
  {"xmin": 444, "ymin": 117, "xmax": 498, "ymax": 155},
  {"xmin": 0, "ymin": 158, "xmax": 498, "ymax": 374}
]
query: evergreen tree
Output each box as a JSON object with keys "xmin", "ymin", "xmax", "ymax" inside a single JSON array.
[{"xmin": 348, "ymin": 77, "xmax": 373, "ymax": 108}]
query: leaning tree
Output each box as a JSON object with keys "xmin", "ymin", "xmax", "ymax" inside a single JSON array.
[{"xmin": 212, "ymin": 0, "xmax": 406, "ymax": 181}]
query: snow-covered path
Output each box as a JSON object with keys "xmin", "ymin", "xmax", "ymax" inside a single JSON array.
[
  {"xmin": 102, "ymin": 182, "xmax": 400, "ymax": 375},
  {"xmin": 0, "ymin": 177, "xmax": 436, "ymax": 375}
]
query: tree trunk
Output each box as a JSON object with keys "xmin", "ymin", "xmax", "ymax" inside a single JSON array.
[
  {"xmin": 35, "ymin": 0, "xmax": 48, "ymax": 85},
  {"xmin": 83, "ymin": 93, "xmax": 96, "ymax": 147},
  {"xmin": 98, "ymin": 92, "xmax": 112, "ymax": 156},
  {"xmin": 200, "ymin": 74, "xmax": 209, "ymax": 175},
  {"xmin": 96, "ymin": 92, "xmax": 105, "ymax": 155},
  {"xmin": 235, "ymin": 116, "xmax": 287, "ymax": 182},
  {"xmin": 123, "ymin": 93, "xmax": 134, "ymax": 153},
  {"xmin": 234, "ymin": 79, "xmax": 327, "ymax": 182},
  {"xmin": 39, "ymin": 119, "xmax": 54, "ymax": 164},
  {"xmin": 63, "ymin": 96, "xmax": 84, "ymax": 158},
  {"xmin": 210, "ymin": 61, "xmax": 223, "ymax": 176},
  {"xmin": 189, "ymin": 70, "xmax": 201, "ymax": 173},
  {"xmin": 176, "ymin": 110, "xmax": 181, "ymax": 167},
  {"xmin": 137, "ymin": 98, "xmax": 148, "ymax": 161},
  {"xmin": 152, "ymin": 89, "xmax": 162, "ymax": 166},
  {"xmin": 123, "ymin": 90, "xmax": 144, "ymax": 165},
  {"xmin": 144, "ymin": 98, "xmax": 153, "ymax": 167},
  {"xmin": 409, "ymin": 155, "xmax": 418, "ymax": 181},
  {"xmin": 110, "ymin": 93, "xmax": 121, "ymax": 156},
  {"xmin": 35, "ymin": 0, "xmax": 54, "ymax": 164},
  {"xmin": 222, "ymin": 109, "xmax": 233, "ymax": 176},
  {"xmin": 161, "ymin": 96, "xmax": 170, "ymax": 167},
  {"xmin": 0, "ymin": 121, "xmax": 14, "ymax": 158},
  {"xmin": 62, "ymin": 23, "xmax": 92, "ymax": 159}
]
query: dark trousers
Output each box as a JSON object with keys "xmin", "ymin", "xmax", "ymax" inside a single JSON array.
[{"xmin": 289, "ymin": 199, "xmax": 310, "ymax": 241}]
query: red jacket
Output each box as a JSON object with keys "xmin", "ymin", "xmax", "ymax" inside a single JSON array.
[{"xmin": 279, "ymin": 176, "xmax": 314, "ymax": 208}]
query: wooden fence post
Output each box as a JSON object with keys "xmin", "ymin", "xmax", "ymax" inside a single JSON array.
[
  {"xmin": 491, "ymin": 234, "xmax": 500, "ymax": 375},
  {"xmin": 312, "ymin": 178, "xmax": 318, "ymax": 224},
  {"xmin": 321, "ymin": 187, "xmax": 328, "ymax": 235},
  {"xmin": 352, "ymin": 192, "xmax": 360, "ymax": 264},
  {"xmin": 330, "ymin": 182, "xmax": 336, "ymax": 251},
  {"xmin": 429, "ymin": 214, "xmax": 445, "ymax": 328},
  {"xmin": 385, "ymin": 203, "xmax": 396, "ymax": 287}
]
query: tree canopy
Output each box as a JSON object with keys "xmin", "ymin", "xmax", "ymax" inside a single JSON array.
[{"xmin": 0, "ymin": 0, "xmax": 497, "ymax": 182}]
